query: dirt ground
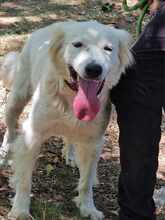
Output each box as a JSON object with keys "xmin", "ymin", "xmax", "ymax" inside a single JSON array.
[{"xmin": 0, "ymin": 1, "xmax": 164, "ymax": 220}]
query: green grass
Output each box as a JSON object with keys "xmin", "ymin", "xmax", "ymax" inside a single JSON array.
[{"xmin": 31, "ymin": 199, "xmax": 88, "ymax": 220}]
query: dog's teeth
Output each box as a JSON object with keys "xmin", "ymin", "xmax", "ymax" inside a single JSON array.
[{"xmin": 77, "ymin": 76, "xmax": 80, "ymax": 81}]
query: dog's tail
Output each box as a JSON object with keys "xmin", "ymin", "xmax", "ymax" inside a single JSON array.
[{"xmin": 0, "ymin": 51, "xmax": 20, "ymax": 89}]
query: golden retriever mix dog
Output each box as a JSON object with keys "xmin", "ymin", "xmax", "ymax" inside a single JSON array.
[{"xmin": 0, "ymin": 21, "xmax": 132, "ymax": 220}]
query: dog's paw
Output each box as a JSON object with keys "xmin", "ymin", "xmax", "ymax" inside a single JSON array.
[
  {"xmin": 7, "ymin": 212, "xmax": 34, "ymax": 220},
  {"xmin": 80, "ymin": 206, "xmax": 104, "ymax": 220},
  {"xmin": 153, "ymin": 186, "xmax": 165, "ymax": 208},
  {"xmin": 73, "ymin": 196, "xmax": 104, "ymax": 220}
]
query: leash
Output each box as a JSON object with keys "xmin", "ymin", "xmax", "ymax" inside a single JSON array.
[{"xmin": 123, "ymin": 0, "xmax": 150, "ymax": 36}]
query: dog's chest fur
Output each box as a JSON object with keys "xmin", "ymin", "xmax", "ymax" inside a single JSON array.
[{"xmin": 29, "ymin": 82, "xmax": 111, "ymax": 143}]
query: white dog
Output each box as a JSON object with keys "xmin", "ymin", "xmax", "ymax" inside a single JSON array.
[{"xmin": 0, "ymin": 21, "xmax": 133, "ymax": 220}]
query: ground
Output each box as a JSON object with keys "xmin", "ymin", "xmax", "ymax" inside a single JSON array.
[{"xmin": 0, "ymin": 0, "xmax": 164, "ymax": 220}]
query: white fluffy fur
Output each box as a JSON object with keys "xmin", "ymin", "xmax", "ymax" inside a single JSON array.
[
  {"xmin": 0, "ymin": 21, "xmax": 133, "ymax": 220},
  {"xmin": 0, "ymin": 51, "xmax": 19, "ymax": 89}
]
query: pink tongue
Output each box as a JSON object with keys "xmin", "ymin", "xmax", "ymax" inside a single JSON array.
[{"xmin": 73, "ymin": 78, "xmax": 100, "ymax": 121}]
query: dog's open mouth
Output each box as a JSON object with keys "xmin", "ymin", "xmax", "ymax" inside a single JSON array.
[
  {"xmin": 64, "ymin": 66, "xmax": 78, "ymax": 92},
  {"xmin": 65, "ymin": 65, "xmax": 105, "ymax": 95},
  {"xmin": 65, "ymin": 65, "xmax": 105, "ymax": 122}
]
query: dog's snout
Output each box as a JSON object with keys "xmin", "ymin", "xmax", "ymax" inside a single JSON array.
[{"xmin": 85, "ymin": 63, "xmax": 102, "ymax": 79}]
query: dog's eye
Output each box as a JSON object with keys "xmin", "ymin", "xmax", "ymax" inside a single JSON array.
[
  {"xmin": 72, "ymin": 42, "xmax": 83, "ymax": 48},
  {"xmin": 104, "ymin": 46, "xmax": 112, "ymax": 52}
]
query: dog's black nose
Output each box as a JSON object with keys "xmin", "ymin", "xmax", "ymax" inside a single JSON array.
[{"xmin": 85, "ymin": 63, "xmax": 102, "ymax": 79}]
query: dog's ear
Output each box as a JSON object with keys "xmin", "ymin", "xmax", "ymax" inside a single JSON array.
[
  {"xmin": 115, "ymin": 28, "xmax": 134, "ymax": 73},
  {"xmin": 49, "ymin": 29, "xmax": 65, "ymax": 64}
]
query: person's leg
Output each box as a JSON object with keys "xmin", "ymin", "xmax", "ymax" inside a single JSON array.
[
  {"xmin": 111, "ymin": 50, "xmax": 165, "ymax": 220},
  {"xmin": 132, "ymin": 2, "xmax": 165, "ymax": 52}
]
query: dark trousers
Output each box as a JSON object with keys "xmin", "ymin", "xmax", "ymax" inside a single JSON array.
[{"xmin": 111, "ymin": 6, "xmax": 165, "ymax": 220}]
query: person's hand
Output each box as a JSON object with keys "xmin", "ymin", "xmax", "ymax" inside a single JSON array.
[{"xmin": 148, "ymin": 0, "xmax": 161, "ymax": 14}]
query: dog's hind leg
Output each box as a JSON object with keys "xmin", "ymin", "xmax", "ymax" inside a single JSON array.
[
  {"xmin": 0, "ymin": 91, "xmax": 31, "ymax": 166},
  {"xmin": 0, "ymin": 58, "xmax": 31, "ymax": 165},
  {"xmin": 0, "ymin": 51, "xmax": 20, "ymax": 89},
  {"xmin": 8, "ymin": 131, "xmax": 41, "ymax": 219},
  {"xmin": 73, "ymin": 138, "xmax": 104, "ymax": 220}
]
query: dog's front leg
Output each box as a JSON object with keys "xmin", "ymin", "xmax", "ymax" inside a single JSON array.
[
  {"xmin": 8, "ymin": 130, "xmax": 41, "ymax": 220},
  {"xmin": 62, "ymin": 142, "xmax": 77, "ymax": 167},
  {"xmin": 73, "ymin": 138, "xmax": 104, "ymax": 220}
]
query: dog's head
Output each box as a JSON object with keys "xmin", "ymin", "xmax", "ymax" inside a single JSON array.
[{"xmin": 49, "ymin": 21, "xmax": 133, "ymax": 122}]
